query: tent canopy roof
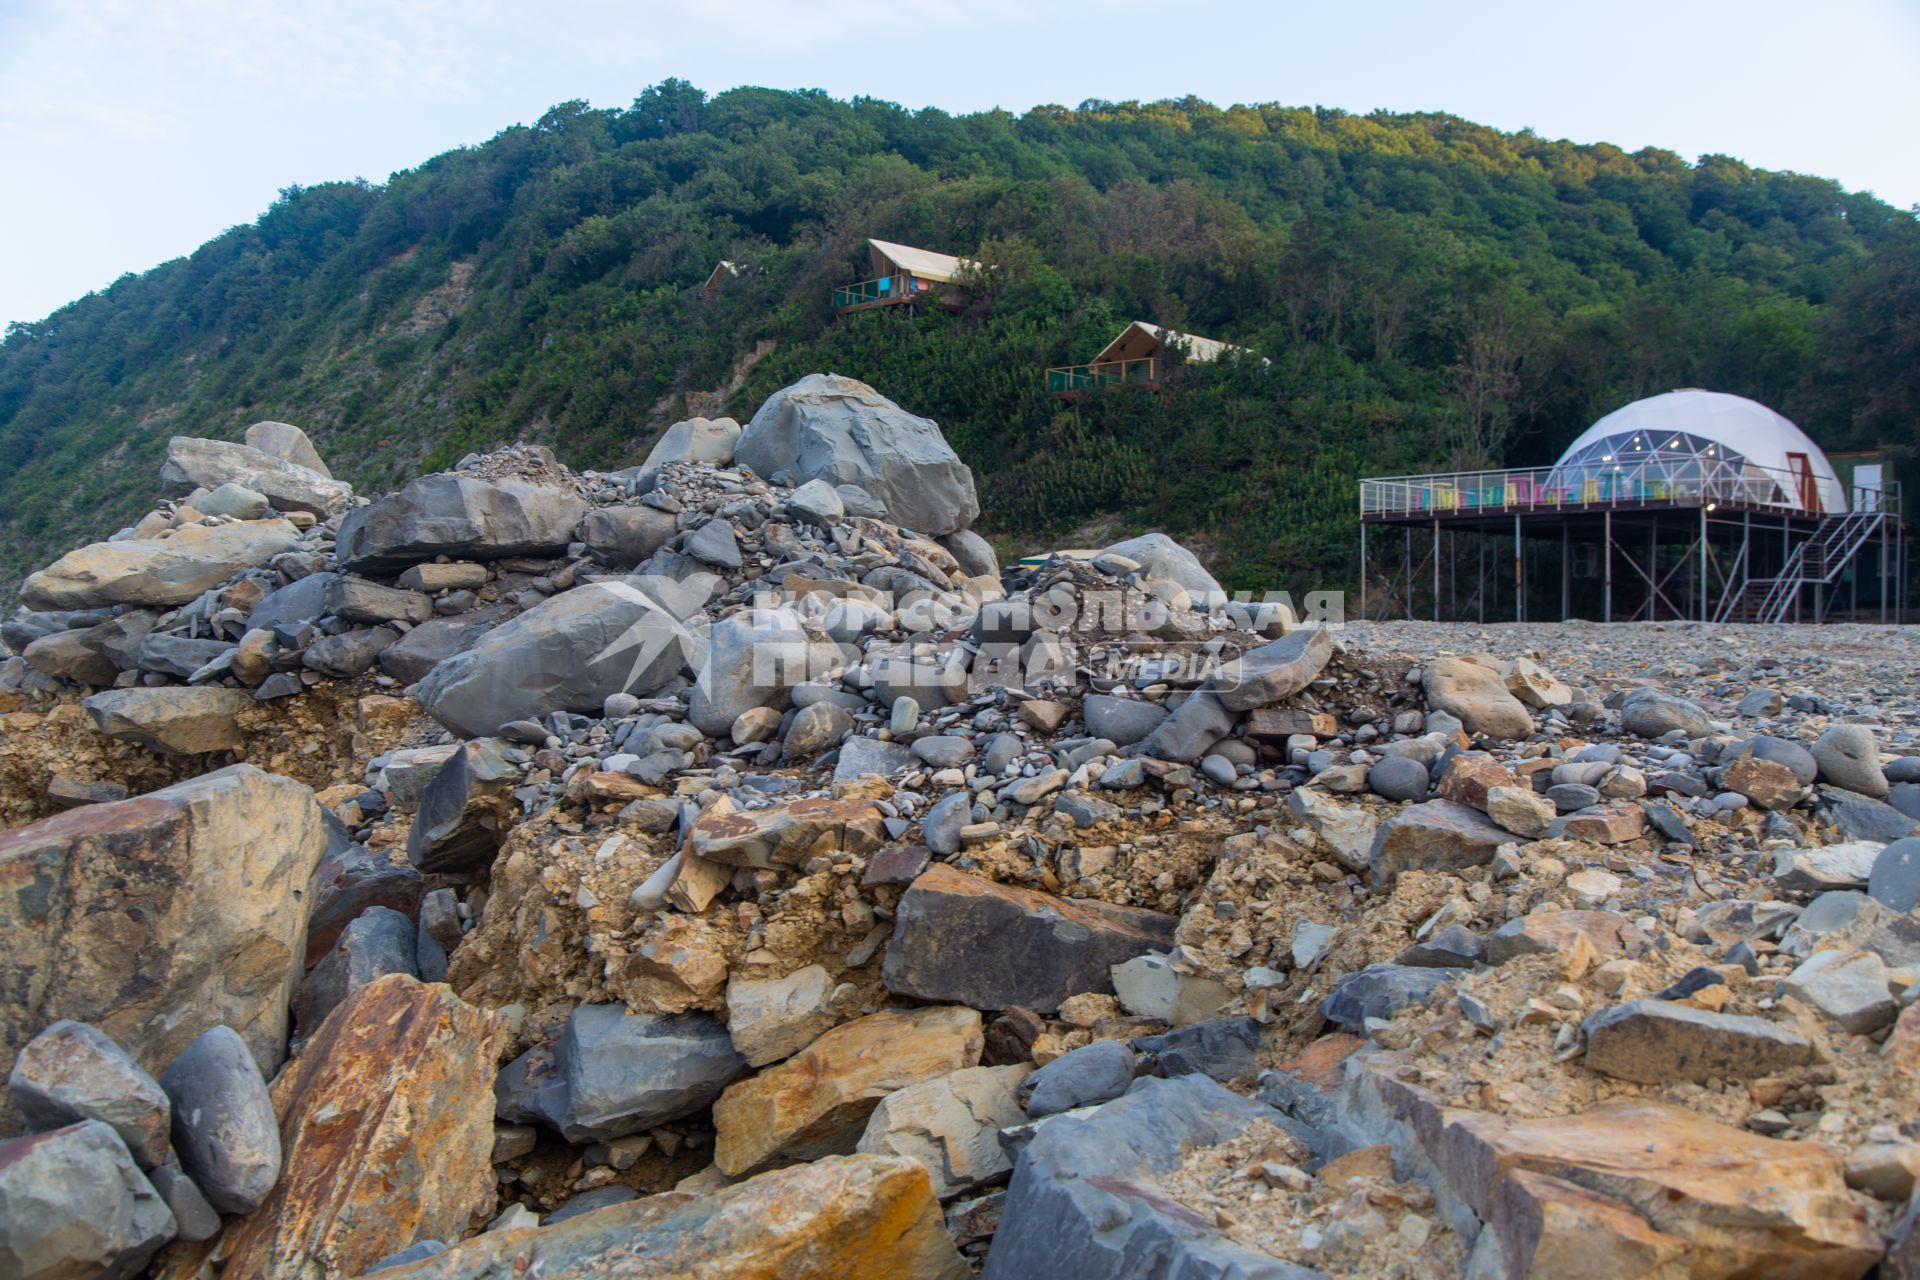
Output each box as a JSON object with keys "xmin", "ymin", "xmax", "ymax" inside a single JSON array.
[
  {"xmin": 1092, "ymin": 321, "xmax": 1242, "ymax": 366},
  {"xmin": 867, "ymin": 238, "xmax": 972, "ymax": 284}
]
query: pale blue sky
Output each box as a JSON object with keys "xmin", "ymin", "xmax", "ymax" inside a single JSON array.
[{"xmin": 2, "ymin": 0, "xmax": 1916, "ymax": 327}]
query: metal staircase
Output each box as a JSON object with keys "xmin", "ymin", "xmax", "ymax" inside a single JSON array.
[{"xmin": 1716, "ymin": 504, "xmax": 1890, "ymax": 624}]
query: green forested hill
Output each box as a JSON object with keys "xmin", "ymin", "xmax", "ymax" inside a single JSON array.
[{"xmin": 3, "ymin": 82, "xmax": 1916, "ymax": 593}]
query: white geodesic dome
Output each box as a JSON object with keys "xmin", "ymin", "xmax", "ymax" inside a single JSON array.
[{"xmin": 1551, "ymin": 389, "xmax": 1846, "ymax": 513}]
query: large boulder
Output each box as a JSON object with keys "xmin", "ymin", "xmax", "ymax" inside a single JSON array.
[
  {"xmin": 153, "ymin": 976, "xmax": 507, "ymax": 1280},
  {"xmin": 350, "ymin": 1155, "xmax": 966, "ymax": 1279},
  {"xmin": 1098, "ymin": 532, "xmax": 1223, "ymax": 599},
  {"xmin": 1423, "ymin": 656, "xmax": 1533, "ymax": 740},
  {"xmin": 1208, "ymin": 626, "xmax": 1333, "ymax": 712},
  {"xmin": 0, "ymin": 765, "xmax": 330, "ymax": 1096},
  {"xmin": 159, "ymin": 1024, "xmax": 280, "ymax": 1215},
  {"xmin": 882, "ymin": 865, "xmax": 1176, "ymax": 1014},
  {"xmin": 243, "ymin": 421, "xmax": 331, "ymax": 476},
  {"xmin": 736, "ymin": 374, "xmax": 979, "ymax": 535},
  {"xmin": 540, "ymin": 1003, "xmax": 744, "ymax": 1143},
  {"xmin": 160, "ymin": 436, "xmax": 350, "ymax": 516},
  {"xmin": 856, "ymin": 1063, "xmax": 1031, "ymax": 1198},
  {"xmin": 376, "ymin": 604, "xmax": 516, "ymax": 685},
  {"xmin": 0, "ymin": 1120, "xmax": 176, "ymax": 1279},
  {"xmin": 23, "ymin": 519, "xmax": 301, "ymax": 610},
  {"xmin": 985, "ymin": 1075, "xmax": 1314, "ymax": 1280},
  {"xmin": 335, "ymin": 473, "xmax": 589, "ymax": 574},
  {"xmin": 640, "ymin": 416, "xmax": 742, "ymax": 470},
  {"xmin": 712, "ymin": 1006, "xmax": 982, "ymax": 1177},
  {"xmin": 414, "ymin": 579, "xmax": 704, "ymax": 737},
  {"xmin": 8, "ymin": 1021, "xmax": 171, "ymax": 1168},
  {"xmin": 83, "ymin": 687, "xmax": 252, "ymax": 754},
  {"xmin": 687, "ymin": 606, "xmax": 816, "ymax": 736}
]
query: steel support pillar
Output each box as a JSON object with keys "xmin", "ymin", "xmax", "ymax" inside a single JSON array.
[
  {"xmin": 1432, "ymin": 519, "xmax": 1440, "ymax": 623},
  {"xmin": 1360, "ymin": 521, "xmax": 1367, "ymax": 621},
  {"xmin": 1514, "ymin": 514, "xmax": 1524, "ymax": 622},
  {"xmin": 1603, "ymin": 510, "xmax": 1612, "ymax": 623},
  {"xmin": 1699, "ymin": 508, "xmax": 1708, "ymax": 622}
]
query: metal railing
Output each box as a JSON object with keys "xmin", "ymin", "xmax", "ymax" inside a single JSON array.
[
  {"xmin": 832, "ymin": 272, "xmax": 928, "ymax": 310},
  {"xmin": 1717, "ymin": 486, "xmax": 1900, "ymax": 623},
  {"xmin": 1046, "ymin": 357, "xmax": 1164, "ymax": 394},
  {"xmin": 1359, "ymin": 457, "xmax": 1831, "ymax": 518}
]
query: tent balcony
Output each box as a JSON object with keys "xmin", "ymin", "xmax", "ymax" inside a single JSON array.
[
  {"xmin": 1046, "ymin": 357, "xmax": 1164, "ymax": 396},
  {"xmin": 833, "ymin": 272, "xmax": 935, "ymax": 312}
]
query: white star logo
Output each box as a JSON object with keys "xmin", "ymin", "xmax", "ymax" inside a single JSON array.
[{"xmin": 587, "ymin": 572, "xmax": 723, "ymax": 694}]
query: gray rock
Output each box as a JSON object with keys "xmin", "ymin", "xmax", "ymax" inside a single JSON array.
[
  {"xmin": 1889, "ymin": 782, "xmax": 1920, "ymax": 821},
  {"xmin": 577, "ymin": 505, "xmax": 678, "ymax": 565},
  {"xmin": 244, "ymin": 420, "xmax": 331, "ymax": 476},
  {"xmin": 1368, "ymin": 755, "xmax": 1429, "ymax": 801},
  {"xmin": 1870, "ymin": 837, "xmax": 1920, "ymax": 913},
  {"xmin": 302, "ymin": 625, "xmax": 400, "ymax": 678},
  {"xmin": 1812, "ymin": 724, "xmax": 1888, "ymax": 797},
  {"xmin": 1545, "ymin": 781, "xmax": 1601, "ymax": 812},
  {"xmin": 377, "ymin": 604, "xmax": 517, "ymax": 685},
  {"xmin": 8, "ymin": 1021, "xmax": 171, "ymax": 1167},
  {"xmin": 1737, "ymin": 687, "xmax": 1784, "ymax": 717},
  {"xmin": 335, "ymin": 473, "xmax": 589, "ymax": 574},
  {"xmin": 82, "ymin": 687, "xmax": 252, "ymax": 754},
  {"xmin": 937, "ymin": 529, "xmax": 998, "ymax": 579},
  {"xmin": 195, "ymin": 481, "xmax": 270, "ymax": 519},
  {"xmin": 364, "ymin": 1240, "xmax": 450, "ymax": 1273},
  {"xmin": 638, "ymin": 415, "xmax": 741, "ymax": 471},
  {"xmin": 1886, "ymin": 757, "xmax": 1920, "ymax": 784},
  {"xmin": 552, "ymin": 1004, "xmax": 744, "ymax": 1142},
  {"xmin": 0, "ymin": 1121, "xmax": 176, "ymax": 1279},
  {"xmin": 1619, "ymin": 688, "xmax": 1713, "ymax": 739},
  {"xmin": 406, "ymin": 738, "xmax": 520, "ymax": 874},
  {"xmin": 493, "ymin": 1043, "xmax": 568, "ymax": 1131},
  {"xmin": 922, "ymin": 791, "xmax": 972, "ymax": 855},
  {"xmin": 293, "ymin": 906, "xmax": 419, "ymax": 1034},
  {"xmin": 834, "ymin": 737, "xmax": 914, "ymax": 783},
  {"xmin": 1815, "ymin": 785, "xmax": 1920, "ymax": 842},
  {"xmin": 911, "ymin": 735, "xmax": 975, "ymax": 769},
  {"xmin": 247, "ymin": 571, "xmax": 338, "ymax": 635},
  {"xmin": 1131, "ymin": 1017, "xmax": 1263, "ymax": 1083},
  {"xmin": 326, "ymin": 576, "xmax": 433, "ymax": 625},
  {"xmin": 160, "ymin": 435, "xmax": 351, "ymax": 516},
  {"xmin": 545, "ymin": 1184, "xmax": 637, "ymax": 1225},
  {"xmin": 1771, "ymin": 841, "xmax": 1884, "ymax": 892},
  {"xmin": 1199, "ymin": 754, "xmax": 1237, "ymax": 786},
  {"xmin": 1081, "ymin": 694, "xmax": 1168, "ymax": 747},
  {"xmin": 682, "ymin": 518, "xmax": 742, "ymax": 568},
  {"xmin": 1368, "ymin": 799, "xmax": 1510, "ymax": 885},
  {"xmin": 134, "ymin": 633, "xmax": 236, "ymax": 679},
  {"xmin": 787, "ymin": 478, "xmax": 845, "ymax": 526},
  {"xmin": 1209, "ymin": 627, "xmax": 1334, "ymax": 712},
  {"xmin": 1137, "ymin": 691, "xmax": 1235, "ymax": 763},
  {"xmin": 1780, "ymin": 949, "xmax": 1897, "ymax": 1033},
  {"xmin": 22, "ymin": 628, "xmax": 120, "ymax": 686},
  {"xmin": 783, "ymin": 702, "xmax": 852, "ymax": 757},
  {"xmin": 1580, "ymin": 1000, "xmax": 1813, "ymax": 1083},
  {"xmin": 883, "ymin": 867, "xmax": 1176, "ymax": 1015},
  {"xmin": 688, "ymin": 606, "xmax": 811, "ymax": 736},
  {"xmin": 870, "ymin": 654, "xmax": 966, "ymax": 712},
  {"xmin": 2, "ymin": 608, "xmax": 114, "ymax": 653},
  {"xmin": 1022, "ymin": 1041, "xmax": 1136, "ymax": 1118},
  {"xmin": 416, "ymin": 579, "xmax": 703, "ymax": 738},
  {"xmin": 984, "ymin": 1076, "xmax": 1316, "ymax": 1280},
  {"xmin": 1320, "ymin": 964, "xmax": 1453, "ymax": 1031},
  {"xmin": 736, "ymin": 374, "xmax": 980, "ymax": 535},
  {"xmin": 1055, "ymin": 790, "xmax": 1121, "ymax": 829},
  {"xmin": 1097, "ymin": 532, "xmax": 1224, "ymax": 598},
  {"xmin": 159, "ymin": 1024, "xmax": 281, "ymax": 1214},
  {"xmin": 1395, "ymin": 924, "xmax": 1484, "ymax": 969},
  {"xmin": 147, "ymin": 1160, "xmax": 221, "ymax": 1241}
]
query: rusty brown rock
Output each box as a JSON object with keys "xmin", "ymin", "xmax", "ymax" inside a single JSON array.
[
  {"xmin": 364, "ymin": 1154, "xmax": 967, "ymax": 1279},
  {"xmin": 1725, "ymin": 754, "xmax": 1807, "ymax": 811},
  {"xmin": 1488, "ymin": 910, "xmax": 1648, "ymax": 964},
  {"xmin": 1437, "ymin": 1100, "xmax": 1881, "ymax": 1278},
  {"xmin": 0, "ymin": 765, "xmax": 329, "ymax": 1114},
  {"xmin": 154, "ymin": 974, "xmax": 507, "ymax": 1280},
  {"xmin": 1560, "ymin": 803, "xmax": 1647, "ymax": 845},
  {"xmin": 1434, "ymin": 752, "xmax": 1518, "ymax": 812},
  {"xmin": 712, "ymin": 1005, "xmax": 982, "ymax": 1177},
  {"xmin": 1484, "ymin": 1167, "xmax": 1691, "ymax": 1278},
  {"xmin": 688, "ymin": 794, "xmax": 887, "ymax": 869}
]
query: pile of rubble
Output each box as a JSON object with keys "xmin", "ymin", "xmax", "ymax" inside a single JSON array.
[{"xmin": 1, "ymin": 372, "xmax": 1917, "ymax": 1279}]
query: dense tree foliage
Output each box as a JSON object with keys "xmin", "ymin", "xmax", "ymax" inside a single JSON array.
[{"xmin": 2, "ymin": 83, "xmax": 1913, "ymax": 592}]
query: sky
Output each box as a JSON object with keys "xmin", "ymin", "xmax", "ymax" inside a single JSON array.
[{"xmin": 2, "ymin": 0, "xmax": 1916, "ymax": 327}]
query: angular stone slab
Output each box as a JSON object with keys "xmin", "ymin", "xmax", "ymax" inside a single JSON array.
[
  {"xmin": 1580, "ymin": 1000, "xmax": 1814, "ymax": 1083},
  {"xmin": 883, "ymin": 865, "xmax": 1176, "ymax": 1014},
  {"xmin": 1369, "ymin": 798, "xmax": 1512, "ymax": 885}
]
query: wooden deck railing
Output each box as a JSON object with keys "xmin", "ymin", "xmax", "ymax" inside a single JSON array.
[{"xmin": 1046, "ymin": 357, "xmax": 1163, "ymax": 394}]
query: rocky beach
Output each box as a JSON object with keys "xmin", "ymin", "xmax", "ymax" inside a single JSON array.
[{"xmin": 1, "ymin": 374, "xmax": 1916, "ymax": 1279}]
